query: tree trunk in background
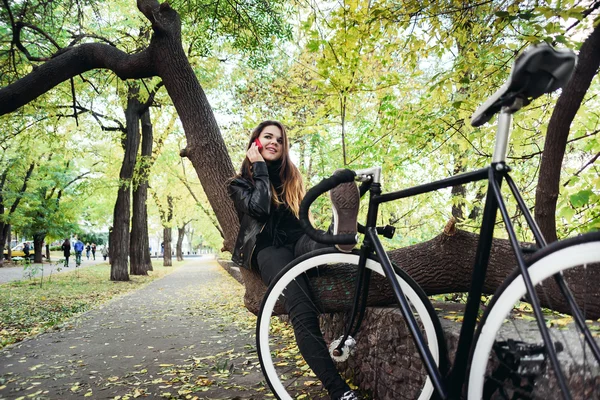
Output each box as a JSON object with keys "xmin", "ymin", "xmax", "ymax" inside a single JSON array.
[
  {"xmin": 0, "ymin": 225, "xmax": 8, "ymax": 266},
  {"xmin": 0, "ymin": 163, "xmax": 35, "ymax": 266},
  {"xmin": 141, "ymin": 111, "xmax": 154, "ymax": 272},
  {"xmin": 535, "ymin": 25, "xmax": 600, "ymax": 242},
  {"xmin": 176, "ymin": 226, "xmax": 185, "ymax": 261},
  {"xmin": 33, "ymin": 233, "xmax": 45, "ymax": 263},
  {"xmin": 130, "ymin": 109, "xmax": 154, "ymax": 275},
  {"xmin": 130, "ymin": 176, "xmax": 149, "ymax": 275},
  {"xmin": 6, "ymin": 227, "xmax": 11, "ymax": 261},
  {"xmin": 110, "ymin": 85, "xmax": 142, "ymax": 281},
  {"xmin": 163, "ymin": 227, "xmax": 173, "ymax": 266},
  {"xmin": 161, "ymin": 195, "xmax": 174, "ymax": 267}
]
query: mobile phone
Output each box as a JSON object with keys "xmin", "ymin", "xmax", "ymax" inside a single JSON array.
[{"xmin": 254, "ymin": 138, "xmax": 263, "ymax": 150}]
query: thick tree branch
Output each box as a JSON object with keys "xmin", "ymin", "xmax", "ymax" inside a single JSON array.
[{"xmin": 0, "ymin": 44, "xmax": 156, "ymax": 115}]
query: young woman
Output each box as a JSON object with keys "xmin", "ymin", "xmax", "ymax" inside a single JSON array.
[{"xmin": 228, "ymin": 120, "xmax": 359, "ymax": 400}]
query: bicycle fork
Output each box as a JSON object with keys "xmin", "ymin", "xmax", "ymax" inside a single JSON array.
[{"xmin": 332, "ymin": 245, "xmax": 372, "ymax": 359}]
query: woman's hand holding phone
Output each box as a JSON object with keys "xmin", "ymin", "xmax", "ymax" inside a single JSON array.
[{"xmin": 247, "ymin": 138, "xmax": 264, "ymax": 163}]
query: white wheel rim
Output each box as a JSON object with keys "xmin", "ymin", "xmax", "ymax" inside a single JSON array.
[
  {"xmin": 258, "ymin": 252, "xmax": 439, "ymax": 400},
  {"xmin": 468, "ymin": 241, "xmax": 600, "ymax": 399}
]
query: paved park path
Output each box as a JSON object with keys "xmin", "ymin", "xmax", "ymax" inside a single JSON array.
[{"xmin": 0, "ymin": 259, "xmax": 267, "ymax": 399}]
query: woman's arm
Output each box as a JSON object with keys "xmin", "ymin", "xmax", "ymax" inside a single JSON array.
[{"xmin": 228, "ymin": 161, "xmax": 271, "ymax": 219}]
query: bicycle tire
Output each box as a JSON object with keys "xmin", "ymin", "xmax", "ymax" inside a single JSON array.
[
  {"xmin": 468, "ymin": 231, "xmax": 600, "ymax": 399},
  {"xmin": 256, "ymin": 248, "xmax": 447, "ymax": 400}
]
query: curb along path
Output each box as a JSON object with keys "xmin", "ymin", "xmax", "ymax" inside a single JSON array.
[{"xmin": 0, "ymin": 259, "xmax": 266, "ymax": 399}]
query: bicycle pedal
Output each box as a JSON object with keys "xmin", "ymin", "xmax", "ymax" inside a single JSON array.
[
  {"xmin": 493, "ymin": 339, "xmax": 559, "ymax": 377},
  {"xmin": 329, "ymin": 336, "xmax": 356, "ymax": 362}
]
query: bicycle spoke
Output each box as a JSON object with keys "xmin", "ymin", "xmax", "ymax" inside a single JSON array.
[
  {"xmin": 469, "ymin": 237, "xmax": 600, "ymax": 399},
  {"xmin": 257, "ymin": 251, "xmax": 445, "ymax": 400}
]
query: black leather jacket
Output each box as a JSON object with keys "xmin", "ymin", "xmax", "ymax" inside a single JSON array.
[{"xmin": 228, "ymin": 162, "xmax": 272, "ymax": 270}]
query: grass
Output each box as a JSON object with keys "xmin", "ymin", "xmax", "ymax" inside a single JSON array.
[{"xmin": 0, "ymin": 261, "xmax": 179, "ymax": 350}]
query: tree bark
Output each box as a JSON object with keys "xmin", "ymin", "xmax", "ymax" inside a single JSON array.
[
  {"xmin": 240, "ymin": 224, "xmax": 600, "ymax": 319},
  {"xmin": 110, "ymin": 85, "xmax": 142, "ymax": 281},
  {"xmin": 130, "ymin": 109, "xmax": 153, "ymax": 275},
  {"xmin": 33, "ymin": 233, "xmax": 45, "ymax": 263},
  {"xmin": 535, "ymin": 25, "xmax": 600, "ymax": 242},
  {"xmin": 163, "ymin": 227, "xmax": 173, "ymax": 266},
  {"xmin": 176, "ymin": 225, "xmax": 185, "ymax": 261}
]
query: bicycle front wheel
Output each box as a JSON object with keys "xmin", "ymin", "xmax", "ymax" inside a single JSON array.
[
  {"xmin": 256, "ymin": 248, "xmax": 446, "ymax": 400},
  {"xmin": 469, "ymin": 232, "xmax": 600, "ymax": 399}
]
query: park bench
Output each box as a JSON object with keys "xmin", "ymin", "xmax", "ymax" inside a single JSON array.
[{"xmin": 11, "ymin": 256, "xmax": 25, "ymax": 265}]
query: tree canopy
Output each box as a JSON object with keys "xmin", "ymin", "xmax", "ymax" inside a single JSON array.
[{"xmin": 0, "ymin": 0, "xmax": 598, "ymax": 266}]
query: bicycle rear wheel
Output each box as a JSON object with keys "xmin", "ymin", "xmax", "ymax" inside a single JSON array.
[
  {"xmin": 256, "ymin": 248, "xmax": 447, "ymax": 400},
  {"xmin": 469, "ymin": 232, "xmax": 600, "ymax": 399}
]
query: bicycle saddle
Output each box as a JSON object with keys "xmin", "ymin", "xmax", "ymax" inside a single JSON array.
[{"xmin": 471, "ymin": 43, "xmax": 577, "ymax": 127}]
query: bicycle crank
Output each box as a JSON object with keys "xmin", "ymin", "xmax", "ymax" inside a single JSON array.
[{"xmin": 329, "ymin": 336, "xmax": 357, "ymax": 362}]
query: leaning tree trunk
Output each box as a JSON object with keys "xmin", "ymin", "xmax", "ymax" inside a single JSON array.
[
  {"xmin": 140, "ymin": 1, "xmax": 239, "ymax": 251},
  {"xmin": 240, "ymin": 221, "xmax": 600, "ymax": 318},
  {"xmin": 535, "ymin": 25, "xmax": 600, "ymax": 242},
  {"xmin": 111, "ymin": 85, "xmax": 142, "ymax": 281},
  {"xmin": 130, "ymin": 110, "xmax": 154, "ymax": 275},
  {"xmin": 163, "ymin": 227, "xmax": 173, "ymax": 267}
]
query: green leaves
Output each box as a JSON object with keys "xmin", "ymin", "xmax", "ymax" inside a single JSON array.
[{"xmin": 570, "ymin": 190, "xmax": 594, "ymax": 208}]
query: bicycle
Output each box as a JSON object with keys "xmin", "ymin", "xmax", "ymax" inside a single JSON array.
[{"xmin": 256, "ymin": 43, "xmax": 600, "ymax": 400}]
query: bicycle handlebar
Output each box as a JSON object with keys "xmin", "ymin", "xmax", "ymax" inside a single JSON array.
[{"xmin": 299, "ymin": 169, "xmax": 359, "ymax": 245}]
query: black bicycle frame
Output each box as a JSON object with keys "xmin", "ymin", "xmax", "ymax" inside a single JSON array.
[{"xmin": 355, "ymin": 161, "xmax": 591, "ymax": 400}]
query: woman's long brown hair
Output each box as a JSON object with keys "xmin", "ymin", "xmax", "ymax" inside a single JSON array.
[{"xmin": 236, "ymin": 121, "xmax": 305, "ymax": 218}]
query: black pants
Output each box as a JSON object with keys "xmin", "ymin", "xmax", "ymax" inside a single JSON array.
[{"xmin": 256, "ymin": 234, "xmax": 349, "ymax": 399}]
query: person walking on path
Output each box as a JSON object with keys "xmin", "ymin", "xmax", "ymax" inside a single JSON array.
[
  {"xmin": 85, "ymin": 243, "xmax": 91, "ymax": 260},
  {"xmin": 101, "ymin": 245, "xmax": 109, "ymax": 261},
  {"xmin": 228, "ymin": 120, "xmax": 360, "ymax": 400},
  {"xmin": 91, "ymin": 243, "xmax": 96, "ymax": 260},
  {"xmin": 61, "ymin": 238, "xmax": 71, "ymax": 267},
  {"xmin": 23, "ymin": 242, "xmax": 31, "ymax": 264},
  {"xmin": 73, "ymin": 239, "xmax": 84, "ymax": 266}
]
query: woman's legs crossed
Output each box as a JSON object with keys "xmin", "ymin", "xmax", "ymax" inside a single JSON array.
[{"xmin": 257, "ymin": 245, "xmax": 349, "ymax": 399}]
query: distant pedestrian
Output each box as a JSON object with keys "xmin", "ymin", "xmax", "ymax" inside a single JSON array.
[
  {"xmin": 91, "ymin": 243, "xmax": 96, "ymax": 260},
  {"xmin": 85, "ymin": 243, "xmax": 91, "ymax": 260},
  {"xmin": 101, "ymin": 245, "xmax": 109, "ymax": 261},
  {"xmin": 23, "ymin": 242, "xmax": 31, "ymax": 263},
  {"xmin": 61, "ymin": 239, "xmax": 71, "ymax": 267},
  {"xmin": 73, "ymin": 239, "xmax": 84, "ymax": 266}
]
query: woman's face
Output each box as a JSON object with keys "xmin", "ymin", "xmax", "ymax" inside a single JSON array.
[{"xmin": 257, "ymin": 125, "xmax": 284, "ymax": 163}]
